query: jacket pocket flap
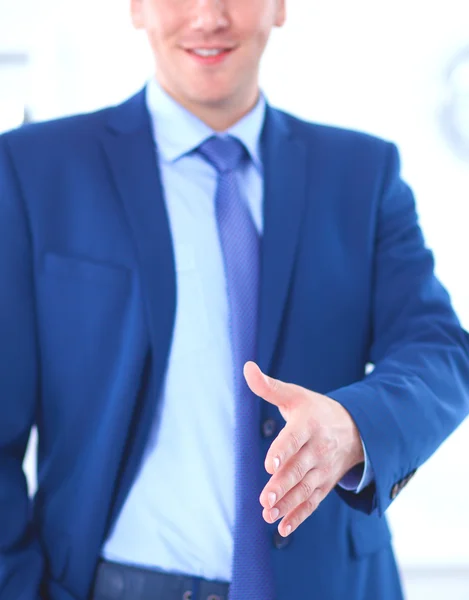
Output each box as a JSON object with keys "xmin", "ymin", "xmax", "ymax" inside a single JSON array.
[{"xmin": 349, "ymin": 514, "xmax": 392, "ymax": 558}]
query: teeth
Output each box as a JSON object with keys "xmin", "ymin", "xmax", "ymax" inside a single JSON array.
[{"xmin": 192, "ymin": 48, "xmax": 225, "ymax": 57}]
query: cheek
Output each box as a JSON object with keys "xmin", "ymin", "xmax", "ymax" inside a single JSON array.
[
  {"xmin": 245, "ymin": 28, "xmax": 272, "ymax": 61},
  {"xmin": 143, "ymin": 5, "xmax": 181, "ymax": 45},
  {"xmin": 232, "ymin": 7, "xmax": 275, "ymax": 50}
]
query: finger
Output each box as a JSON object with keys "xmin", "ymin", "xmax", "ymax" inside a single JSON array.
[
  {"xmin": 243, "ymin": 361, "xmax": 297, "ymax": 408},
  {"xmin": 262, "ymin": 466, "xmax": 320, "ymax": 523},
  {"xmin": 263, "ymin": 417, "xmax": 312, "ymax": 475},
  {"xmin": 278, "ymin": 488, "xmax": 326, "ymax": 537},
  {"xmin": 260, "ymin": 441, "xmax": 316, "ymax": 508}
]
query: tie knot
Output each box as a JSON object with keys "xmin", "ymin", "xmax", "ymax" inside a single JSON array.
[{"xmin": 197, "ymin": 135, "xmax": 247, "ymax": 174}]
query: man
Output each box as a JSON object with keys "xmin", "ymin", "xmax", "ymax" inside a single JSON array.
[{"xmin": 0, "ymin": 0, "xmax": 468, "ymax": 599}]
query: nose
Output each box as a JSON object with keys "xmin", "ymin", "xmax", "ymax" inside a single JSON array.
[{"xmin": 189, "ymin": 0, "xmax": 229, "ymax": 32}]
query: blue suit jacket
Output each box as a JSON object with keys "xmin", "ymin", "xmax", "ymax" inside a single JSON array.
[{"xmin": 1, "ymin": 88, "xmax": 468, "ymax": 600}]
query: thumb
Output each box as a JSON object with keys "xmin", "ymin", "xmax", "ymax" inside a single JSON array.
[{"xmin": 243, "ymin": 361, "xmax": 293, "ymax": 407}]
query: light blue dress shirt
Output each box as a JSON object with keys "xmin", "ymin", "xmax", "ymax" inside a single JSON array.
[{"xmin": 102, "ymin": 79, "xmax": 373, "ymax": 581}]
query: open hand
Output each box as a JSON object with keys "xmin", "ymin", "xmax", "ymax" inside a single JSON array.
[{"xmin": 243, "ymin": 361, "xmax": 364, "ymax": 537}]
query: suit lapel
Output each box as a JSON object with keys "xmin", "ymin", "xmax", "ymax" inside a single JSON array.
[
  {"xmin": 101, "ymin": 90, "xmax": 176, "ymax": 387},
  {"xmin": 100, "ymin": 91, "xmax": 177, "ymax": 528},
  {"xmin": 258, "ymin": 108, "xmax": 308, "ymax": 374}
]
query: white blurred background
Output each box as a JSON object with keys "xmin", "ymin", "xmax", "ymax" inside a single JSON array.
[{"xmin": 1, "ymin": 0, "xmax": 468, "ymax": 598}]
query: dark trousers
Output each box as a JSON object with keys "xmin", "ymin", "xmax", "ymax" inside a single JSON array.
[{"xmin": 91, "ymin": 560, "xmax": 230, "ymax": 600}]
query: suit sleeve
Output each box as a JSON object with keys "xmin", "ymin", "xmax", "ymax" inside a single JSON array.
[
  {"xmin": 0, "ymin": 136, "xmax": 44, "ymax": 598},
  {"xmin": 328, "ymin": 143, "xmax": 469, "ymax": 515}
]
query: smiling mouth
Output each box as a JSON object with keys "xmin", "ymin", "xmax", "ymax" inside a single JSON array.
[
  {"xmin": 184, "ymin": 47, "xmax": 236, "ymax": 64},
  {"xmin": 191, "ymin": 48, "xmax": 229, "ymax": 57}
]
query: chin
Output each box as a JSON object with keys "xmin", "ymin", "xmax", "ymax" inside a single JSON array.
[{"xmin": 191, "ymin": 86, "xmax": 239, "ymax": 108}]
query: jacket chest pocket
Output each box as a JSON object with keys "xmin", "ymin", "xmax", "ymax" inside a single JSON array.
[
  {"xmin": 37, "ymin": 252, "xmax": 134, "ymax": 401},
  {"xmin": 42, "ymin": 252, "xmax": 130, "ymax": 286}
]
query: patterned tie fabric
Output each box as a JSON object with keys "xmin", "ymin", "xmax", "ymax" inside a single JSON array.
[{"xmin": 197, "ymin": 136, "xmax": 275, "ymax": 600}]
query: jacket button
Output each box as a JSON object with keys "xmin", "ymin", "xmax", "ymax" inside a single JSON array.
[
  {"xmin": 262, "ymin": 419, "xmax": 277, "ymax": 438},
  {"xmin": 390, "ymin": 483, "xmax": 400, "ymax": 500},
  {"xmin": 273, "ymin": 530, "xmax": 292, "ymax": 549},
  {"xmin": 102, "ymin": 569, "xmax": 125, "ymax": 595}
]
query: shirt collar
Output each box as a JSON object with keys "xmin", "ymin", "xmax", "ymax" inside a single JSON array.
[{"xmin": 145, "ymin": 78, "xmax": 266, "ymax": 172}]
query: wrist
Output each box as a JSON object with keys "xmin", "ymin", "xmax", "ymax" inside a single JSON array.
[
  {"xmin": 348, "ymin": 423, "xmax": 365, "ymax": 470},
  {"xmin": 337, "ymin": 403, "xmax": 365, "ymax": 472}
]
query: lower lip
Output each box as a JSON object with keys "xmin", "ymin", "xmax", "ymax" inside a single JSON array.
[{"xmin": 186, "ymin": 49, "xmax": 233, "ymax": 66}]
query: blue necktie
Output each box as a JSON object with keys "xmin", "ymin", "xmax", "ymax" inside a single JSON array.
[{"xmin": 197, "ymin": 136, "xmax": 275, "ymax": 600}]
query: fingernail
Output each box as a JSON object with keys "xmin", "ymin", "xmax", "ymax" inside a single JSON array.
[
  {"xmin": 273, "ymin": 457, "xmax": 280, "ymax": 471},
  {"xmin": 268, "ymin": 492, "xmax": 277, "ymax": 508},
  {"xmin": 285, "ymin": 524, "xmax": 292, "ymax": 536},
  {"xmin": 270, "ymin": 508, "xmax": 280, "ymax": 521}
]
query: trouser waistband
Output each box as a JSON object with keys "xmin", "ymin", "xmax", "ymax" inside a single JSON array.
[{"xmin": 91, "ymin": 559, "xmax": 230, "ymax": 600}]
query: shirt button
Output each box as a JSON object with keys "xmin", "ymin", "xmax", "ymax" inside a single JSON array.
[
  {"xmin": 262, "ymin": 418, "xmax": 277, "ymax": 438},
  {"xmin": 273, "ymin": 530, "xmax": 292, "ymax": 549}
]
